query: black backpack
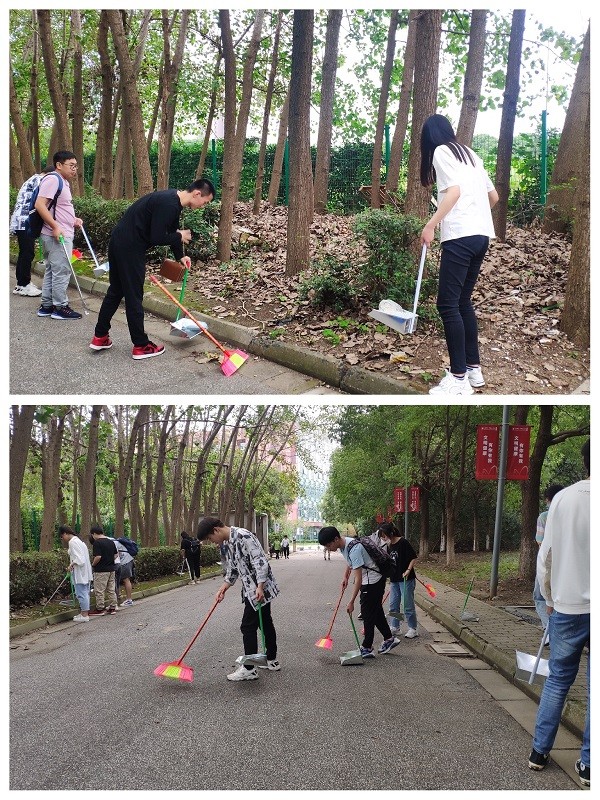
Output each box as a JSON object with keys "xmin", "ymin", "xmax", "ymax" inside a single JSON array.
[
  {"xmin": 348, "ymin": 536, "xmax": 397, "ymax": 579},
  {"xmin": 25, "ymin": 173, "xmax": 63, "ymax": 238},
  {"xmin": 189, "ymin": 538, "xmax": 200, "ymax": 555}
]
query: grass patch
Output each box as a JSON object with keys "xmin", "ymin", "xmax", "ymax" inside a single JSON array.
[{"xmin": 419, "ymin": 552, "xmax": 520, "ymax": 593}]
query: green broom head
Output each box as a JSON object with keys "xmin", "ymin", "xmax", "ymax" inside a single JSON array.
[{"xmin": 154, "ymin": 661, "xmax": 194, "ymax": 682}]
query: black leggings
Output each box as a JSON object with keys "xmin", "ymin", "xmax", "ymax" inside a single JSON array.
[
  {"xmin": 16, "ymin": 230, "xmax": 36, "ymax": 286},
  {"xmin": 241, "ymin": 599, "xmax": 277, "ymax": 666},
  {"xmin": 95, "ymin": 238, "xmax": 148, "ymax": 346},
  {"xmin": 360, "ymin": 578, "xmax": 392, "ymax": 649},
  {"xmin": 186, "ymin": 554, "xmax": 201, "ymax": 579}
]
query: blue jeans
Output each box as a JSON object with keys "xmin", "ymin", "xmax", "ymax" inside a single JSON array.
[
  {"xmin": 73, "ymin": 581, "xmax": 91, "ymax": 612},
  {"xmin": 533, "ymin": 577, "xmax": 549, "ymax": 630},
  {"xmin": 388, "ymin": 578, "xmax": 418, "ymax": 631},
  {"xmin": 437, "ymin": 235, "xmax": 489, "ymax": 374},
  {"xmin": 532, "ymin": 612, "xmax": 590, "ymax": 765}
]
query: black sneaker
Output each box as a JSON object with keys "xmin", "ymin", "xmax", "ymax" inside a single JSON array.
[
  {"xmin": 37, "ymin": 304, "xmax": 54, "ymax": 317},
  {"xmin": 575, "ymin": 759, "xmax": 590, "ymax": 786},
  {"xmin": 528, "ymin": 749, "xmax": 549, "ymax": 770},
  {"xmin": 51, "ymin": 304, "xmax": 82, "ymax": 320}
]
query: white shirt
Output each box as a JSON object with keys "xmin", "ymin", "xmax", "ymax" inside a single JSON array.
[
  {"xmin": 68, "ymin": 536, "xmax": 93, "ymax": 585},
  {"xmin": 433, "ymin": 144, "xmax": 496, "ymax": 242},
  {"xmin": 537, "ymin": 479, "xmax": 590, "ymax": 615}
]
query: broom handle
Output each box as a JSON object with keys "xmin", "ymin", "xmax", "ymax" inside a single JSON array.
[
  {"xmin": 528, "ymin": 620, "xmax": 550, "ymax": 685},
  {"xmin": 410, "ymin": 244, "xmax": 427, "ymax": 333},
  {"xmin": 176, "ymin": 598, "xmax": 220, "ymax": 664},
  {"xmin": 149, "ymin": 275, "xmax": 229, "ymax": 356},
  {"xmin": 462, "ymin": 577, "xmax": 475, "ymax": 611},
  {"xmin": 348, "ymin": 612, "xmax": 361, "ymax": 649},
  {"xmin": 80, "ymin": 225, "xmax": 101, "ymax": 270},
  {"xmin": 383, "ymin": 589, "xmax": 390, "ymax": 604},
  {"xmin": 257, "ymin": 601, "xmax": 267, "ymax": 653},
  {"xmin": 326, "ymin": 583, "xmax": 346, "ymax": 638},
  {"xmin": 175, "ymin": 269, "xmax": 188, "ymax": 322}
]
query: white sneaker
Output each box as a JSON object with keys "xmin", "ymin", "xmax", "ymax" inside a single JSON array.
[
  {"xmin": 19, "ymin": 282, "xmax": 43, "ymax": 297},
  {"xmin": 404, "ymin": 628, "xmax": 419, "ymax": 639},
  {"xmin": 429, "ymin": 370, "xmax": 474, "ymax": 396},
  {"xmin": 73, "ymin": 614, "xmax": 90, "ymax": 623},
  {"xmin": 227, "ymin": 665, "xmax": 259, "ymax": 681},
  {"xmin": 466, "ymin": 366, "xmax": 485, "ymax": 388},
  {"xmin": 257, "ymin": 659, "xmax": 281, "ymax": 671}
]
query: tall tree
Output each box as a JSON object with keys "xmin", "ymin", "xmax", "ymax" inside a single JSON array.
[
  {"xmin": 370, "ymin": 10, "xmax": 399, "ymax": 209},
  {"xmin": 37, "ymin": 10, "xmax": 72, "ymax": 159},
  {"xmin": 456, "ymin": 10, "xmax": 487, "ymax": 146},
  {"xmin": 70, "ymin": 11, "xmax": 84, "ymax": 195},
  {"xmin": 286, "ymin": 10, "xmax": 314, "ymax": 276},
  {"xmin": 10, "ymin": 69, "xmax": 36, "ymax": 181},
  {"xmin": 93, "ymin": 11, "xmax": 115, "ymax": 199},
  {"xmin": 267, "ymin": 87, "xmax": 290, "ymax": 205},
  {"xmin": 313, "ymin": 9, "xmax": 343, "ymax": 215},
  {"xmin": 79, "ymin": 406, "xmax": 103, "ymax": 544},
  {"xmin": 387, "ymin": 10, "xmax": 417, "ymax": 194},
  {"xmin": 492, "ymin": 9, "xmax": 526, "ymax": 242},
  {"xmin": 10, "ymin": 406, "xmax": 36, "ymax": 552},
  {"xmin": 216, "ymin": 10, "xmax": 237, "ymax": 263},
  {"xmin": 39, "ymin": 408, "xmax": 69, "ymax": 551}
]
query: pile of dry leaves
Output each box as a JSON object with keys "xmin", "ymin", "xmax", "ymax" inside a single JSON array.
[{"xmin": 182, "ymin": 202, "xmax": 589, "ymax": 395}]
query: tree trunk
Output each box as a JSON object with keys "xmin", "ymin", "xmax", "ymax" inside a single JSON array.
[
  {"xmin": 10, "ymin": 69, "xmax": 36, "ymax": 181},
  {"xmin": 147, "ymin": 407, "xmax": 174, "ymax": 547},
  {"xmin": 542, "ymin": 25, "xmax": 590, "ymax": 235},
  {"xmin": 29, "ymin": 10, "xmax": 41, "ymax": 170},
  {"xmin": 492, "ymin": 10, "xmax": 526, "ymax": 243},
  {"xmin": 516, "ymin": 405, "xmax": 548, "ymax": 582},
  {"xmin": 216, "ymin": 11, "xmax": 237, "ymax": 263},
  {"xmin": 267, "ymin": 88, "xmax": 290, "ymax": 205},
  {"xmin": 253, "ymin": 12, "xmax": 284, "ymax": 215},
  {"xmin": 79, "ymin": 406, "xmax": 103, "ymax": 543},
  {"xmin": 456, "ymin": 10, "xmax": 487, "ymax": 146},
  {"xmin": 9, "ymin": 406, "xmax": 36, "ymax": 552},
  {"xmin": 371, "ymin": 10, "xmax": 399, "ymax": 209},
  {"xmin": 70, "ymin": 11, "xmax": 84, "ymax": 195},
  {"xmin": 387, "ymin": 10, "xmax": 417, "ymax": 193},
  {"xmin": 196, "ymin": 53, "xmax": 222, "ymax": 180},
  {"xmin": 40, "ymin": 413, "xmax": 68, "ymax": 551},
  {"xmin": 37, "ymin": 10, "xmax": 72, "ymax": 156},
  {"xmin": 313, "ymin": 9, "xmax": 342, "ymax": 215},
  {"xmin": 404, "ymin": 10, "xmax": 442, "ymax": 221},
  {"xmin": 94, "ymin": 11, "xmax": 115, "ymax": 199},
  {"xmin": 9, "ymin": 131, "xmax": 24, "ymax": 189},
  {"xmin": 286, "ymin": 10, "xmax": 314, "ymax": 277}
]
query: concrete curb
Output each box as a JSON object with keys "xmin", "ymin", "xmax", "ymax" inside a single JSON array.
[
  {"xmin": 29, "ymin": 261, "xmax": 422, "ymax": 395},
  {"xmin": 415, "ymin": 594, "xmax": 586, "ymax": 739}
]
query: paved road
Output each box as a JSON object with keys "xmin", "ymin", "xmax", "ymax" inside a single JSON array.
[
  {"xmin": 10, "ymin": 550, "xmax": 578, "ymax": 791},
  {"xmin": 9, "ymin": 268, "xmax": 340, "ymax": 395}
]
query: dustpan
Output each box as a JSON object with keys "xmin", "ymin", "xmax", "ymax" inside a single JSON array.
[
  {"xmin": 80, "ymin": 225, "xmax": 109, "ymax": 277},
  {"xmin": 368, "ymin": 244, "xmax": 427, "ymax": 334},
  {"xmin": 340, "ymin": 612, "xmax": 364, "ymax": 666},
  {"xmin": 169, "ymin": 318, "xmax": 208, "ymax": 339},
  {"xmin": 516, "ymin": 623, "xmax": 550, "ymax": 686},
  {"xmin": 236, "ymin": 602, "xmax": 268, "ymax": 667},
  {"xmin": 93, "ymin": 262, "xmax": 110, "ymax": 277}
]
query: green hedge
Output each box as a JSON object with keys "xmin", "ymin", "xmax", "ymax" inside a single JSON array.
[{"xmin": 9, "ymin": 542, "xmax": 221, "ymax": 609}]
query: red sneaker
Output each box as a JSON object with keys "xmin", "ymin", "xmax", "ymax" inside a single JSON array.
[
  {"xmin": 132, "ymin": 341, "xmax": 165, "ymax": 360},
  {"xmin": 90, "ymin": 334, "xmax": 112, "ymax": 350}
]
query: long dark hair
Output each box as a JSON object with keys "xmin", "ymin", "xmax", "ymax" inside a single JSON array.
[{"xmin": 420, "ymin": 114, "xmax": 475, "ymax": 187}]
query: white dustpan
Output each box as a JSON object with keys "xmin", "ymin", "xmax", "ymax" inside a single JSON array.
[
  {"xmin": 369, "ymin": 244, "xmax": 427, "ymax": 335},
  {"xmin": 515, "ymin": 623, "xmax": 550, "ymax": 686},
  {"xmin": 169, "ymin": 317, "xmax": 208, "ymax": 339},
  {"xmin": 93, "ymin": 262, "xmax": 110, "ymax": 277}
]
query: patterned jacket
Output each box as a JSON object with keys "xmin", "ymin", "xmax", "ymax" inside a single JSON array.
[
  {"xmin": 10, "ymin": 173, "xmax": 42, "ymax": 233},
  {"xmin": 223, "ymin": 526, "xmax": 279, "ymax": 609}
]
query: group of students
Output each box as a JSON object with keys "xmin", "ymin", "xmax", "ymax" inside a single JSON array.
[{"xmin": 12, "ymin": 113, "xmax": 497, "ymax": 392}]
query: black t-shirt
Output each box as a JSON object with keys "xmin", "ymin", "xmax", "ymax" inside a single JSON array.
[
  {"xmin": 181, "ymin": 537, "xmax": 200, "ymax": 559},
  {"xmin": 93, "ymin": 537, "xmax": 118, "ymax": 572},
  {"xmin": 388, "ymin": 538, "xmax": 417, "ymax": 581},
  {"xmin": 111, "ymin": 189, "xmax": 184, "ymax": 259}
]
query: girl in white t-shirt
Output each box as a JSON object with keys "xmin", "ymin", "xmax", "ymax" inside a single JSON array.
[{"xmin": 419, "ymin": 114, "xmax": 499, "ymax": 396}]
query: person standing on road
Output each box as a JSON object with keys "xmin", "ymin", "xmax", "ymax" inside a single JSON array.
[
  {"xmin": 59, "ymin": 526, "xmax": 93, "ymax": 623},
  {"xmin": 88, "ymin": 525, "xmax": 119, "ymax": 616},
  {"xmin": 419, "ymin": 114, "xmax": 498, "ymax": 396},
  {"xmin": 181, "ymin": 532, "xmax": 201, "ymax": 584},
  {"xmin": 318, "ymin": 526, "xmax": 399, "ymax": 658},
  {"xmin": 377, "ymin": 522, "xmax": 419, "ymax": 639},
  {"xmin": 528, "ymin": 439, "xmax": 590, "ymax": 787},
  {"xmin": 89, "ymin": 178, "xmax": 215, "ymax": 359},
  {"xmin": 533, "ymin": 484, "xmax": 564, "ymax": 637},
  {"xmin": 281, "ymin": 535, "xmax": 290, "ymax": 559},
  {"xmin": 272, "ymin": 534, "xmax": 281, "ymax": 560},
  {"xmin": 197, "ymin": 517, "xmax": 280, "ymax": 682},
  {"xmin": 10, "ymin": 166, "xmax": 53, "ymax": 297}
]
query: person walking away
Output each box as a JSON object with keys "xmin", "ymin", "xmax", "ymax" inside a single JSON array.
[
  {"xmin": 197, "ymin": 517, "xmax": 280, "ymax": 682},
  {"xmin": 88, "ymin": 524, "xmax": 119, "ymax": 616},
  {"xmin": 533, "ymin": 484, "xmax": 564, "ymax": 638},
  {"xmin": 272, "ymin": 535, "xmax": 281, "ymax": 560},
  {"xmin": 419, "ymin": 114, "xmax": 498, "ymax": 395},
  {"xmin": 59, "ymin": 525, "xmax": 93, "ymax": 623},
  {"xmin": 318, "ymin": 526, "xmax": 399, "ymax": 658},
  {"xmin": 35, "ymin": 151, "xmax": 84, "ymax": 320},
  {"xmin": 281, "ymin": 536, "xmax": 290, "ymax": 559},
  {"xmin": 377, "ymin": 522, "xmax": 419, "ymax": 638},
  {"xmin": 187, "ymin": 535, "xmax": 201, "ymax": 584},
  {"xmin": 528, "ymin": 439, "xmax": 590, "ymax": 787},
  {"xmin": 9, "ymin": 167, "xmax": 52, "ymax": 296},
  {"xmin": 90, "ymin": 178, "xmax": 215, "ymax": 359},
  {"xmin": 180, "ymin": 532, "xmax": 192, "ymax": 579}
]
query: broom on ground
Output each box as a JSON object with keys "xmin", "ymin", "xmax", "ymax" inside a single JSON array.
[
  {"xmin": 416, "ymin": 576, "xmax": 436, "ymax": 597},
  {"xmin": 154, "ymin": 598, "xmax": 220, "ymax": 682},
  {"xmin": 316, "ymin": 583, "xmax": 346, "ymax": 649}
]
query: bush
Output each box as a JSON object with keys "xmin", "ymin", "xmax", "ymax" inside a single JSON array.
[{"xmin": 299, "ymin": 255, "xmax": 357, "ymax": 310}]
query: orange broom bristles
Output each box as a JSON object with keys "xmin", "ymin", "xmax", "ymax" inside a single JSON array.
[
  {"xmin": 315, "ymin": 636, "xmax": 333, "ymax": 650},
  {"xmin": 154, "ymin": 662, "xmax": 194, "ymax": 682}
]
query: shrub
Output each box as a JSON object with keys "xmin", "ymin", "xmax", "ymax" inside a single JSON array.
[{"xmin": 299, "ymin": 255, "xmax": 356, "ymax": 310}]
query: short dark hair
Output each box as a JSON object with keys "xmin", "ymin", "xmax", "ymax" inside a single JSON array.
[
  {"xmin": 197, "ymin": 517, "xmax": 224, "ymax": 540},
  {"xmin": 59, "ymin": 525, "xmax": 75, "ymax": 537},
  {"xmin": 90, "ymin": 524, "xmax": 104, "ymax": 536},
  {"xmin": 187, "ymin": 178, "xmax": 216, "ymax": 198},
  {"xmin": 377, "ymin": 522, "xmax": 400, "ymax": 539},
  {"xmin": 318, "ymin": 526, "xmax": 341, "ymax": 546},
  {"xmin": 53, "ymin": 150, "xmax": 77, "ymax": 167},
  {"xmin": 582, "ymin": 439, "xmax": 590, "ymax": 475},
  {"xmin": 544, "ymin": 484, "xmax": 565, "ymax": 503},
  {"xmin": 180, "ymin": 531, "xmax": 189, "ymax": 539}
]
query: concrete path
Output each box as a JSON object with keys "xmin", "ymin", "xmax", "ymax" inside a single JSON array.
[{"xmin": 10, "ymin": 549, "xmax": 585, "ymax": 791}]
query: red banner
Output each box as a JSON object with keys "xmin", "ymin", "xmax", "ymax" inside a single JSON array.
[
  {"xmin": 475, "ymin": 425, "xmax": 500, "ymax": 480},
  {"xmin": 506, "ymin": 425, "xmax": 531, "ymax": 480},
  {"xmin": 393, "ymin": 487, "xmax": 403, "ymax": 513},
  {"xmin": 409, "ymin": 486, "xmax": 420, "ymax": 512},
  {"xmin": 394, "ymin": 487, "xmax": 420, "ymax": 512}
]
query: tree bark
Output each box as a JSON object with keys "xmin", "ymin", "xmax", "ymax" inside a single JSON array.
[
  {"xmin": 387, "ymin": 10, "xmax": 417, "ymax": 193},
  {"xmin": 456, "ymin": 10, "xmax": 487, "ymax": 146},
  {"xmin": 371, "ymin": 10, "xmax": 399, "ymax": 209},
  {"xmin": 10, "ymin": 406, "xmax": 36, "ymax": 552},
  {"xmin": 492, "ymin": 9, "xmax": 526, "ymax": 243},
  {"xmin": 94, "ymin": 11, "xmax": 115, "ymax": 199},
  {"xmin": 286, "ymin": 10, "xmax": 314, "ymax": 276},
  {"xmin": 70, "ymin": 11, "xmax": 84, "ymax": 195},
  {"xmin": 267, "ymin": 88, "xmax": 290, "ymax": 205},
  {"xmin": 196, "ymin": 52, "xmax": 222, "ymax": 180},
  {"xmin": 37, "ymin": 10, "xmax": 72, "ymax": 158},
  {"xmin": 10, "ymin": 70, "xmax": 36, "ymax": 181},
  {"xmin": 313, "ymin": 9, "xmax": 342, "ymax": 215},
  {"xmin": 216, "ymin": 11, "xmax": 237, "ymax": 263},
  {"xmin": 40, "ymin": 412, "xmax": 68, "ymax": 551},
  {"xmin": 79, "ymin": 406, "xmax": 103, "ymax": 543}
]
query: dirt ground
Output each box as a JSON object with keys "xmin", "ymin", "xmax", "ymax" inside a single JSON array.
[{"xmin": 175, "ymin": 202, "xmax": 589, "ymax": 395}]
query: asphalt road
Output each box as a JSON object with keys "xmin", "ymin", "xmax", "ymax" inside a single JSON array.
[
  {"xmin": 9, "ymin": 550, "xmax": 576, "ymax": 792},
  {"xmin": 9, "ymin": 268, "xmax": 340, "ymax": 396}
]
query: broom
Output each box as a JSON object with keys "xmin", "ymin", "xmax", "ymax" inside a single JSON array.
[
  {"xmin": 416, "ymin": 575, "xmax": 436, "ymax": 598},
  {"xmin": 315, "ymin": 583, "xmax": 346, "ymax": 649},
  {"xmin": 149, "ymin": 275, "xmax": 249, "ymax": 376},
  {"xmin": 154, "ymin": 598, "xmax": 220, "ymax": 682}
]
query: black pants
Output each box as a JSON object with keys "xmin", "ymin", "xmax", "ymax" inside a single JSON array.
[
  {"xmin": 16, "ymin": 230, "xmax": 36, "ymax": 286},
  {"xmin": 437, "ymin": 235, "xmax": 489, "ymax": 374},
  {"xmin": 282, "ymin": 546, "xmax": 289, "ymax": 559},
  {"xmin": 186, "ymin": 554, "xmax": 201, "ymax": 579},
  {"xmin": 360, "ymin": 578, "xmax": 392, "ymax": 649},
  {"xmin": 95, "ymin": 238, "xmax": 148, "ymax": 346},
  {"xmin": 241, "ymin": 599, "xmax": 277, "ymax": 667}
]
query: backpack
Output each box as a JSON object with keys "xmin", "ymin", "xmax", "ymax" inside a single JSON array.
[
  {"xmin": 189, "ymin": 538, "xmax": 200, "ymax": 555},
  {"xmin": 25, "ymin": 173, "xmax": 63, "ymax": 238},
  {"xmin": 117, "ymin": 536, "xmax": 139, "ymax": 557},
  {"xmin": 347, "ymin": 536, "xmax": 397, "ymax": 579}
]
